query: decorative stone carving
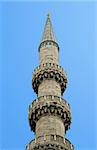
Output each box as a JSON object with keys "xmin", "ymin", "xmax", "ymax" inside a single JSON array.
[
  {"xmin": 26, "ymin": 137, "xmax": 74, "ymax": 150},
  {"xmin": 28, "ymin": 95, "xmax": 71, "ymax": 132},
  {"xmin": 32, "ymin": 63, "xmax": 67, "ymax": 94},
  {"xmin": 39, "ymin": 40, "xmax": 59, "ymax": 51}
]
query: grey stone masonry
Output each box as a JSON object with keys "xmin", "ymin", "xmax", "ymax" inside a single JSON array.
[{"xmin": 26, "ymin": 14, "xmax": 74, "ymax": 150}]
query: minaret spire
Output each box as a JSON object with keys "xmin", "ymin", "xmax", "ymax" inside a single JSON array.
[
  {"xmin": 41, "ymin": 13, "xmax": 57, "ymax": 43},
  {"xmin": 26, "ymin": 15, "xmax": 74, "ymax": 150}
]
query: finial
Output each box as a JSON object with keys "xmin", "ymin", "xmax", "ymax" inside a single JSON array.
[{"xmin": 47, "ymin": 13, "xmax": 50, "ymax": 19}]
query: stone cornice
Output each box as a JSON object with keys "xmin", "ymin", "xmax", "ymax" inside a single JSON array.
[
  {"xmin": 32, "ymin": 63, "xmax": 67, "ymax": 94},
  {"xmin": 28, "ymin": 95, "xmax": 71, "ymax": 132},
  {"xmin": 38, "ymin": 40, "xmax": 59, "ymax": 52},
  {"xmin": 26, "ymin": 137, "xmax": 74, "ymax": 150}
]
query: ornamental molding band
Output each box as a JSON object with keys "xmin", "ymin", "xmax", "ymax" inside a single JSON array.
[{"xmin": 26, "ymin": 14, "xmax": 74, "ymax": 150}]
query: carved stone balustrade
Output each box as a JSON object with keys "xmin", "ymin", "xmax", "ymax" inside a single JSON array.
[
  {"xmin": 28, "ymin": 95, "xmax": 71, "ymax": 132},
  {"xmin": 26, "ymin": 137, "xmax": 74, "ymax": 150},
  {"xmin": 32, "ymin": 63, "xmax": 67, "ymax": 94}
]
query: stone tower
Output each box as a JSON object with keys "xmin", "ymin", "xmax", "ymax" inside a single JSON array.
[{"xmin": 26, "ymin": 14, "xmax": 74, "ymax": 150}]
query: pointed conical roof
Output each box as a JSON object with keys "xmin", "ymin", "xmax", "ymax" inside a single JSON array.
[{"xmin": 41, "ymin": 13, "xmax": 57, "ymax": 43}]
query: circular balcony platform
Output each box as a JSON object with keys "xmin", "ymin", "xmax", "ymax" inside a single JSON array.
[
  {"xmin": 28, "ymin": 95, "xmax": 71, "ymax": 132},
  {"xmin": 26, "ymin": 137, "xmax": 74, "ymax": 150},
  {"xmin": 32, "ymin": 63, "xmax": 67, "ymax": 95}
]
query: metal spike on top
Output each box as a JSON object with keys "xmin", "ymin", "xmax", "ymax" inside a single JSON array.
[
  {"xmin": 47, "ymin": 13, "xmax": 50, "ymax": 19},
  {"xmin": 41, "ymin": 13, "xmax": 57, "ymax": 43}
]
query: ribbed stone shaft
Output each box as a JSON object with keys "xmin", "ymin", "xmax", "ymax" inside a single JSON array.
[
  {"xmin": 36, "ymin": 116, "xmax": 65, "ymax": 138},
  {"xmin": 26, "ymin": 14, "xmax": 74, "ymax": 150},
  {"xmin": 38, "ymin": 80, "xmax": 61, "ymax": 97},
  {"xmin": 39, "ymin": 41, "xmax": 59, "ymax": 65}
]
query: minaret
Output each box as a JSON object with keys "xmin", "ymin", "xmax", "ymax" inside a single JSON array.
[{"xmin": 26, "ymin": 14, "xmax": 74, "ymax": 150}]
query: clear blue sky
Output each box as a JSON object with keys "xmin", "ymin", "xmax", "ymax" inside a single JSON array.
[{"xmin": 0, "ymin": 1, "xmax": 97, "ymax": 150}]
